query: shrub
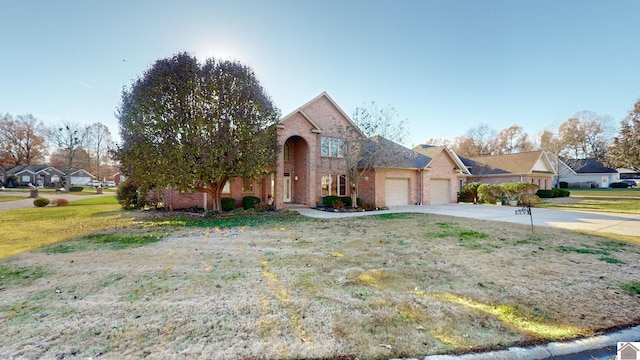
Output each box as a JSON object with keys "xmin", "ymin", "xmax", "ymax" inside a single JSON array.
[
  {"xmin": 33, "ymin": 197, "xmax": 50, "ymax": 207},
  {"xmin": 536, "ymin": 189, "xmax": 570, "ymax": 198},
  {"xmin": 254, "ymin": 201, "xmax": 273, "ymax": 212},
  {"xmin": 477, "ymin": 183, "xmax": 504, "ymax": 204},
  {"xmin": 51, "ymin": 198, "xmax": 69, "ymax": 207},
  {"xmin": 242, "ymin": 196, "xmax": 261, "ymax": 210},
  {"xmin": 69, "ymin": 186, "xmax": 84, "ymax": 192},
  {"xmin": 610, "ymin": 182, "xmax": 630, "ymax": 188},
  {"xmin": 332, "ymin": 200, "xmax": 346, "ymax": 211},
  {"xmin": 221, "ymin": 197, "xmax": 236, "ymax": 212},
  {"xmin": 322, "ymin": 196, "xmax": 341, "ymax": 207},
  {"xmin": 116, "ymin": 180, "xmax": 143, "ymax": 209},
  {"xmin": 460, "ymin": 182, "xmax": 482, "ymax": 202}
]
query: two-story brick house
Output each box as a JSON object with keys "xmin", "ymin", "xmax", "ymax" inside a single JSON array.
[{"xmin": 163, "ymin": 92, "xmax": 470, "ymax": 210}]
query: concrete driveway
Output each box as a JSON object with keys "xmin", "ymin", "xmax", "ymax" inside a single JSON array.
[{"xmin": 296, "ymin": 203, "xmax": 640, "ymax": 237}]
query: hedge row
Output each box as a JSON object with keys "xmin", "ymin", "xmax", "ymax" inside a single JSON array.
[
  {"xmin": 322, "ymin": 196, "xmax": 361, "ymax": 207},
  {"xmin": 536, "ymin": 189, "xmax": 570, "ymax": 198}
]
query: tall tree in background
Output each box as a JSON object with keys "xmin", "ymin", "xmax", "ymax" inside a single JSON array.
[
  {"xmin": 0, "ymin": 113, "xmax": 48, "ymax": 168},
  {"xmin": 605, "ymin": 100, "xmax": 640, "ymax": 172},
  {"xmin": 489, "ymin": 125, "xmax": 532, "ymax": 155},
  {"xmin": 86, "ymin": 122, "xmax": 113, "ymax": 181},
  {"xmin": 467, "ymin": 123, "xmax": 496, "ymax": 156},
  {"xmin": 50, "ymin": 121, "xmax": 88, "ymax": 191},
  {"xmin": 558, "ymin": 111, "xmax": 612, "ymax": 159},
  {"xmin": 116, "ymin": 53, "xmax": 279, "ymax": 211}
]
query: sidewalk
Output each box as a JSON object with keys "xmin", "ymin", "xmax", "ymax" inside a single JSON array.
[{"xmin": 0, "ymin": 190, "xmax": 114, "ymax": 210}]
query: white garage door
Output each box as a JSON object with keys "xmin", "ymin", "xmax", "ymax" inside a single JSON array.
[
  {"xmin": 385, "ymin": 178, "xmax": 410, "ymax": 206},
  {"xmin": 430, "ymin": 179, "xmax": 451, "ymax": 204}
]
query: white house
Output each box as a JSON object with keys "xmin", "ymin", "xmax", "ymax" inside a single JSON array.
[{"xmin": 557, "ymin": 158, "xmax": 619, "ymax": 188}]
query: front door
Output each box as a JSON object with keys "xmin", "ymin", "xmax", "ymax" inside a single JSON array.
[{"xmin": 283, "ymin": 175, "xmax": 292, "ymax": 202}]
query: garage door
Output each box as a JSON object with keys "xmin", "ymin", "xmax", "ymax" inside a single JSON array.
[
  {"xmin": 385, "ymin": 178, "xmax": 410, "ymax": 206},
  {"xmin": 430, "ymin": 179, "xmax": 450, "ymax": 204}
]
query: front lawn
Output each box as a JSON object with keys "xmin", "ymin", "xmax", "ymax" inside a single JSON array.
[
  {"xmin": 538, "ymin": 188, "xmax": 640, "ymax": 214},
  {"xmin": 0, "ymin": 196, "xmax": 132, "ymax": 259},
  {"xmin": 1, "ymin": 212, "xmax": 639, "ymax": 359}
]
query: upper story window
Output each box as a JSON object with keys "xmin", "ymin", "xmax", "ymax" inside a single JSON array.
[
  {"xmin": 321, "ymin": 137, "xmax": 346, "ymax": 158},
  {"xmin": 284, "ymin": 143, "xmax": 291, "ymax": 162}
]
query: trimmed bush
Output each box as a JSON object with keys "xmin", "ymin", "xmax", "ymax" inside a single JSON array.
[
  {"xmin": 51, "ymin": 198, "xmax": 69, "ymax": 207},
  {"xmin": 221, "ymin": 197, "xmax": 236, "ymax": 212},
  {"xmin": 610, "ymin": 182, "xmax": 630, "ymax": 188},
  {"xmin": 242, "ymin": 196, "xmax": 260, "ymax": 210},
  {"xmin": 536, "ymin": 189, "xmax": 571, "ymax": 198},
  {"xmin": 69, "ymin": 186, "xmax": 84, "ymax": 192},
  {"xmin": 33, "ymin": 197, "xmax": 50, "ymax": 207},
  {"xmin": 322, "ymin": 196, "xmax": 341, "ymax": 207}
]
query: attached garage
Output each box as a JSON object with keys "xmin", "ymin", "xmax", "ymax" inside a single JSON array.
[
  {"xmin": 430, "ymin": 179, "xmax": 451, "ymax": 204},
  {"xmin": 385, "ymin": 178, "xmax": 410, "ymax": 206}
]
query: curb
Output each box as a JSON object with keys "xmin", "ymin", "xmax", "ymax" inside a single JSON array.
[{"xmin": 391, "ymin": 325, "xmax": 640, "ymax": 360}]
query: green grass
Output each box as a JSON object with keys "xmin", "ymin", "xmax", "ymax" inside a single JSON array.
[
  {"xmin": 556, "ymin": 241, "xmax": 632, "ymax": 264},
  {"xmin": 0, "ymin": 195, "xmax": 130, "ymax": 259},
  {"xmin": 620, "ymin": 281, "xmax": 640, "ymax": 296},
  {"xmin": 149, "ymin": 212, "xmax": 311, "ymax": 228},
  {"xmin": 0, "ymin": 265, "xmax": 49, "ymax": 285},
  {"xmin": 0, "ymin": 195, "xmax": 25, "ymax": 202},
  {"xmin": 539, "ymin": 188, "xmax": 640, "ymax": 214},
  {"xmin": 83, "ymin": 233, "xmax": 162, "ymax": 249}
]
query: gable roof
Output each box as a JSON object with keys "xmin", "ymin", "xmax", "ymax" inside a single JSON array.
[
  {"xmin": 362, "ymin": 136, "xmax": 432, "ymax": 169},
  {"xmin": 278, "ymin": 92, "xmax": 365, "ymax": 137},
  {"xmin": 561, "ymin": 158, "xmax": 618, "ymax": 174},
  {"xmin": 413, "ymin": 144, "xmax": 471, "ymax": 175},
  {"xmin": 462, "ymin": 151, "xmax": 555, "ymax": 176}
]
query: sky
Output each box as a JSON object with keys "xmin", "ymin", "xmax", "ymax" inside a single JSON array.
[{"xmin": 2, "ymin": 0, "xmax": 640, "ymax": 148}]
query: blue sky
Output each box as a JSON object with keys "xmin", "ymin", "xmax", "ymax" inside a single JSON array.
[{"xmin": 1, "ymin": 0, "xmax": 639, "ymax": 147}]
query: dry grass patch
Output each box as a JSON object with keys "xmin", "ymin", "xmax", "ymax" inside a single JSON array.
[{"xmin": 0, "ymin": 212, "xmax": 639, "ymax": 359}]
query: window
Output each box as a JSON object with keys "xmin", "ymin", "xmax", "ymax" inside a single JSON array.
[
  {"xmin": 284, "ymin": 143, "xmax": 291, "ymax": 162},
  {"xmin": 338, "ymin": 175, "xmax": 347, "ymax": 196},
  {"xmin": 222, "ymin": 181, "xmax": 231, "ymax": 194},
  {"xmin": 242, "ymin": 178, "xmax": 253, "ymax": 193},
  {"xmin": 21, "ymin": 175, "xmax": 30, "ymax": 182},
  {"xmin": 321, "ymin": 173, "xmax": 347, "ymax": 196},
  {"xmin": 321, "ymin": 137, "xmax": 345, "ymax": 158}
]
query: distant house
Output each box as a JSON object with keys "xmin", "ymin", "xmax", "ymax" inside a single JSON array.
[
  {"xmin": 557, "ymin": 158, "xmax": 619, "ymax": 188},
  {"xmin": 460, "ymin": 151, "xmax": 555, "ymax": 190},
  {"xmin": 4, "ymin": 165, "xmax": 94, "ymax": 187},
  {"xmin": 5, "ymin": 165, "xmax": 66, "ymax": 187}
]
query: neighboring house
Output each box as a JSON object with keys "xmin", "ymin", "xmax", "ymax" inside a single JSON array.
[
  {"xmin": 163, "ymin": 92, "xmax": 471, "ymax": 210},
  {"xmin": 4, "ymin": 165, "xmax": 93, "ymax": 187},
  {"xmin": 557, "ymin": 158, "xmax": 619, "ymax": 188},
  {"xmin": 460, "ymin": 151, "xmax": 555, "ymax": 190},
  {"xmin": 5, "ymin": 165, "xmax": 67, "ymax": 187},
  {"xmin": 68, "ymin": 169, "xmax": 95, "ymax": 186},
  {"xmin": 618, "ymin": 168, "xmax": 640, "ymax": 181},
  {"xmin": 114, "ymin": 172, "xmax": 126, "ymax": 185}
]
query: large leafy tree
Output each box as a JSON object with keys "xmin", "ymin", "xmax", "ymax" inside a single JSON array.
[
  {"xmin": 605, "ymin": 100, "xmax": 640, "ymax": 172},
  {"xmin": 116, "ymin": 53, "xmax": 279, "ymax": 211},
  {"xmin": 0, "ymin": 113, "xmax": 48, "ymax": 168}
]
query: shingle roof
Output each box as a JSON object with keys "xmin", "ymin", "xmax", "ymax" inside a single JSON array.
[
  {"xmin": 468, "ymin": 151, "xmax": 548, "ymax": 174},
  {"xmin": 562, "ymin": 158, "xmax": 618, "ymax": 174},
  {"xmin": 360, "ymin": 136, "xmax": 432, "ymax": 169}
]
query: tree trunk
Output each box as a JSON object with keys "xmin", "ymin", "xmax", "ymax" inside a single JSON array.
[{"xmin": 204, "ymin": 178, "xmax": 227, "ymax": 212}]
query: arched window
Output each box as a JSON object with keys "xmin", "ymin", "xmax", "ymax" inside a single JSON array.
[{"xmin": 284, "ymin": 143, "xmax": 291, "ymax": 162}]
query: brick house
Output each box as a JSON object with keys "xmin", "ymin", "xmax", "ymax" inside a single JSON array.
[
  {"xmin": 163, "ymin": 92, "xmax": 471, "ymax": 210},
  {"xmin": 4, "ymin": 165, "xmax": 69, "ymax": 187},
  {"xmin": 459, "ymin": 151, "xmax": 555, "ymax": 190}
]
